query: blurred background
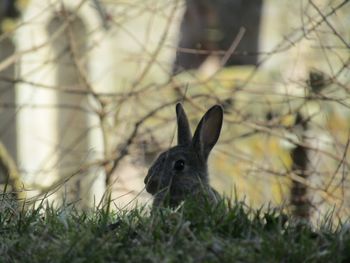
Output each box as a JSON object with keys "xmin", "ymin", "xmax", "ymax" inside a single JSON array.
[{"xmin": 0, "ymin": 0, "xmax": 349, "ymax": 222}]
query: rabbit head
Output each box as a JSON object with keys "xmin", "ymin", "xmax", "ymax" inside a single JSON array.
[{"xmin": 144, "ymin": 103, "xmax": 223, "ymax": 208}]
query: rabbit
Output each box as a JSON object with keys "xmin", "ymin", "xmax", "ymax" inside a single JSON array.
[{"xmin": 144, "ymin": 103, "xmax": 223, "ymax": 209}]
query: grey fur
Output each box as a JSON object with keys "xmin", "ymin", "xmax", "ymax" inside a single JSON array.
[{"xmin": 144, "ymin": 103, "xmax": 223, "ymax": 209}]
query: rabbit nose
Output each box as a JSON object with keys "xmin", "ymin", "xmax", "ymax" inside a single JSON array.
[
  {"xmin": 145, "ymin": 179, "xmax": 158, "ymax": 194},
  {"xmin": 144, "ymin": 173, "xmax": 159, "ymax": 194}
]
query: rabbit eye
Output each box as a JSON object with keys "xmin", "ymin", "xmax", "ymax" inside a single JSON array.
[{"xmin": 173, "ymin": 159, "xmax": 185, "ymax": 171}]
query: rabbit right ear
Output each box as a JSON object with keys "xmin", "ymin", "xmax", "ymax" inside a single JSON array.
[
  {"xmin": 176, "ymin": 103, "xmax": 192, "ymax": 145},
  {"xmin": 192, "ymin": 105, "xmax": 223, "ymax": 160}
]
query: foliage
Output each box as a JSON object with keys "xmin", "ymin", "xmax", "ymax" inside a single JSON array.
[{"xmin": 1, "ymin": 196, "xmax": 350, "ymax": 263}]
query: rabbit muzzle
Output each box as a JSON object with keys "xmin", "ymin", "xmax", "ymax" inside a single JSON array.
[{"xmin": 144, "ymin": 171, "xmax": 161, "ymax": 195}]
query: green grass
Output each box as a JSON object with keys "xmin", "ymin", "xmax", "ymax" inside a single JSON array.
[{"xmin": 1, "ymin": 194, "xmax": 350, "ymax": 263}]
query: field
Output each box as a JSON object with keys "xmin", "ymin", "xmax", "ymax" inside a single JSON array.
[{"xmin": 1, "ymin": 195, "xmax": 349, "ymax": 263}]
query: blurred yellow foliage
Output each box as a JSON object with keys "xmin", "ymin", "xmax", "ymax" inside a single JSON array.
[{"xmin": 1, "ymin": 19, "xmax": 17, "ymax": 33}]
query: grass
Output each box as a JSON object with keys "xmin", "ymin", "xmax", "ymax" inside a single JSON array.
[{"xmin": 1, "ymin": 194, "xmax": 350, "ymax": 263}]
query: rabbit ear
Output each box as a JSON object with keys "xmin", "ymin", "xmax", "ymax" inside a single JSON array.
[
  {"xmin": 176, "ymin": 103, "xmax": 192, "ymax": 145},
  {"xmin": 192, "ymin": 105, "xmax": 223, "ymax": 160}
]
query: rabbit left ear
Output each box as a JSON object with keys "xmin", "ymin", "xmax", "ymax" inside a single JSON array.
[
  {"xmin": 192, "ymin": 105, "xmax": 223, "ymax": 160},
  {"xmin": 176, "ymin": 103, "xmax": 192, "ymax": 145}
]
